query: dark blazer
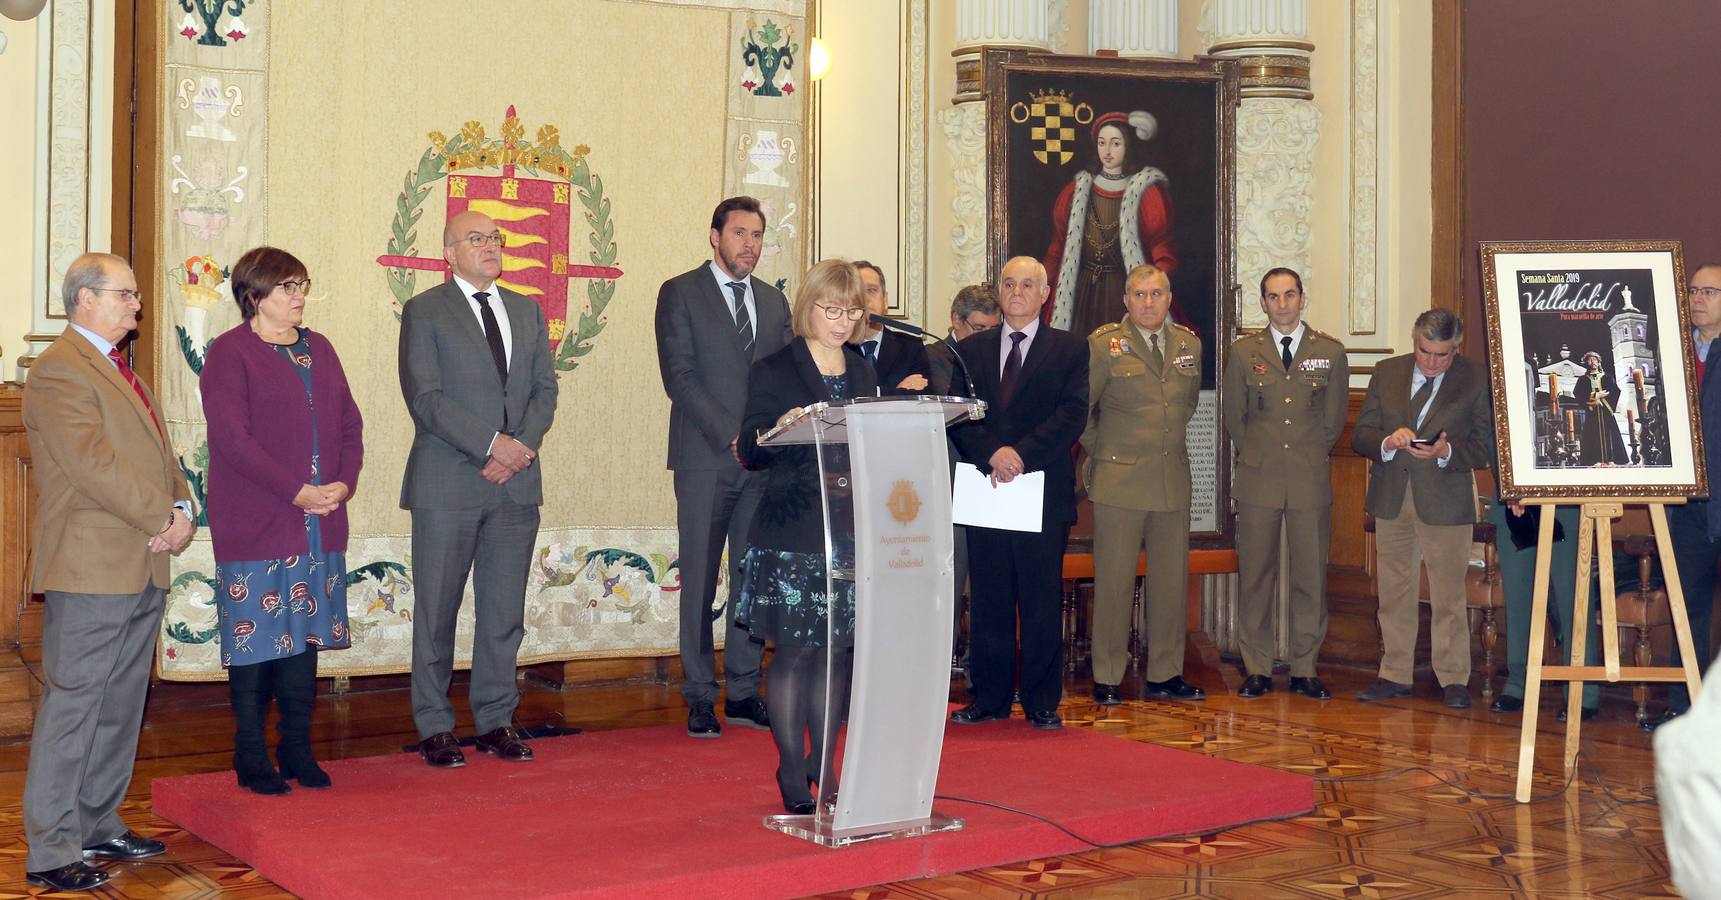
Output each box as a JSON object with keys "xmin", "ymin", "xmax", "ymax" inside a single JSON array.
[
  {"xmin": 398, "ymin": 279, "xmax": 558, "ymax": 509},
  {"xmin": 202, "ymin": 324, "xmax": 364, "ymax": 561},
  {"xmin": 949, "ymin": 324, "xmax": 1090, "ymax": 525},
  {"xmin": 1353, "ymin": 353, "xmax": 1494, "ymax": 526},
  {"xmin": 926, "ymin": 338, "xmax": 960, "ymax": 396},
  {"xmin": 1699, "ymin": 334, "xmax": 1721, "ymax": 537},
  {"xmin": 867, "ymin": 328, "xmax": 932, "ymax": 396},
  {"xmin": 736, "ymin": 340, "xmax": 879, "ymax": 554},
  {"xmin": 655, "ymin": 264, "xmax": 793, "ymax": 471}
]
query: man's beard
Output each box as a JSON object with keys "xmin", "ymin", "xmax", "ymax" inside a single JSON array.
[{"xmin": 720, "ymin": 246, "xmax": 756, "ymax": 279}]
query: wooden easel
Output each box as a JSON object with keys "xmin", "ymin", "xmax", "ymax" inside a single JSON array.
[{"xmin": 1515, "ymin": 498, "xmax": 1704, "ymax": 802}]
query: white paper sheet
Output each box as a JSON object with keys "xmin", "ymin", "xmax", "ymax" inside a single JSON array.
[{"xmin": 951, "ymin": 462, "xmax": 1044, "ymax": 532}]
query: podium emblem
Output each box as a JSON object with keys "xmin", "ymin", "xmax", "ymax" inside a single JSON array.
[{"xmin": 887, "ymin": 480, "xmax": 923, "ymax": 525}]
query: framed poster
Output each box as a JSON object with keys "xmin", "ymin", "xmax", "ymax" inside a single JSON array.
[
  {"xmin": 982, "ymin": 48, "xmax": 1239, "ymax": 543},
  {"xmin": 1481, "ymin": 240, "xmax": 1707, "ymax": 499}
]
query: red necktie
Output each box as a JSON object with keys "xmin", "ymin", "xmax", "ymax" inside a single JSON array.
[{"xmin": 108, "ymin": 346, "xmax": 163, "ymax": 438}]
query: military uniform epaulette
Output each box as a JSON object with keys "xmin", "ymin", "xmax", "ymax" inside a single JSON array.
[
  {"xmin": 1090, "ymin": 321, "xmax": 1124, "ymax": 339},
  {"xmin": 1304, "ymin": 327, "xmax": 1340, "ymax": 346},
  {"xmin": 1169, "ymin": 322, "xmax": 1197, "ymax": 337}
]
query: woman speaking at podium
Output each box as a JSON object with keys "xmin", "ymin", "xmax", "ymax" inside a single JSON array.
[{"xmin": 734, "ymin": 259, "xmax": 879, "ymax": 814}]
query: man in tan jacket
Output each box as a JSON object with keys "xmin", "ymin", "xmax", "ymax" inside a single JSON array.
[
  {"xmin": 1083, "ymin": 265, "xmax": 1204, "ymax": 704},
  {"xmin": 22, "ymin": 253, "xmax": 194, "ymax": 892},
  {"xmin": 1223, "ymin": 268, "xmax": 1350, "ymax": 701}
]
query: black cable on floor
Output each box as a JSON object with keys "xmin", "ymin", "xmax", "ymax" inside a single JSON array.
[
  {"xmin": 931, "ymin": 793, "xmax": 1306, "ymax": 851},
  {"xmin": 1311, "ymin": 745, "xmax": 1655, "ymax": 807}
]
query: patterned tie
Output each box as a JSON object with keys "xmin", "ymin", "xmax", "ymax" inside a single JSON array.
[
  {"xmin": 1280, "ymin": 335, "xmax": 1294, "ymax": 370},
  {"xmin": 1410, "ymin": 374, "xmax": 1436, "ymax": 429},
  {"xmin": 107, "ymin": 346, "xmax": 162, "ymax": 438},
  {"xmin": 727, "ymin": 281, "xmax": 754, "ymax": 357},
  {"xmin": 1000, "ymin": 331, "xmax": 1027, "ymax": 406},
  {"xmin": 473, "ymin": 291, "xmax": 508, "ymax": 385},
  {"xmin": 1149, "ymin": 332, "xmax": 1164, "ymax": 371}
]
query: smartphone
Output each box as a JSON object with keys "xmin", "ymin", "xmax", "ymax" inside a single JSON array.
[{"xmin": 1408, "ymin": 438, "xmax": 1433, "ymax": 448}]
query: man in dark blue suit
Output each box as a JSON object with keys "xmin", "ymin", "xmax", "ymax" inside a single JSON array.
[
  {"xmin": 948, "ymin": 256, "xmax": 1089, "ymax": 729},
  {"xmin": 1645, "ymin": 261, "xmax": 1721, "ymax": 730}
]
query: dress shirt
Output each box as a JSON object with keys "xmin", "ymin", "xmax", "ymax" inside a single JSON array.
[
  {"xmin": 1381, "ymin": 368, "xmax": 1452, "ymax": 467},
  {"xmin": 999, "ymin": 316, "xmax": 1042, "ymax": 377},
  {"xmin": 452, "ymin": 273, "xmax": 513, "ymax": 369},
  {"xmin": 708, "ymin": 260, "xmax": 757, "ymax": 343},
  {"xmin": 69, "ymin": 322, "xmax": 194, "ymax": 521},
  {"xmin": 1268, "ymin": 321, "xmax": 1307, "ymax": 364}
]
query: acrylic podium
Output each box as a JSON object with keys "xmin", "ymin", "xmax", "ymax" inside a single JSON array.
[{"xmin": 756, "ymin": 395, "xmax": 985, "ymax": 847}]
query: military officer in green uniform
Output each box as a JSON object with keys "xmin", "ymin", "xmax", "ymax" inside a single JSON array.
[
  {"xmin": 1222, "ymin": 267, "xmax": 1350, "ymax": 700},
  {"xmin": 1082, "ymin": 264, "xmax": 1205, "ymax": 704}
]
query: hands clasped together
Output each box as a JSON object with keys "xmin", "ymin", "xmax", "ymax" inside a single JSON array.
[
  {"xmin": 147, "ymin": 508, "xmax": 195, "ymax": 555},
  {"xmin": 481, "ymin": 434, "xmax": 536, "ymax": 485}
]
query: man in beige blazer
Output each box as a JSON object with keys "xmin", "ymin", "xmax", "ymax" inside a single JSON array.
[
  {"xmin": 1352, "ymin": 308, "xmax": 1495, "ymax": 709},
  {"xmin": 22, "ymin": 253, "xmax": 194, "ymax": 892},
  {"xmin": 1082, "ymin": 264, "xmax": 1204, "ymax": 704}
]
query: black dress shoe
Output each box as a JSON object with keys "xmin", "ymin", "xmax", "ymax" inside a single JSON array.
[
  {"xmin": 1237, "ymin": 674, "xmax": 1273, "ymax": 698},
  {"xmin": 1641, "ymin": 707, "xmax": 1686, "ymax": 732},
  {"xmin": 1556, "ymin": 705, "xmax": 1599, "ymax": 723},
  {"xmin": 474, "ymin": 726, "xmax": 534, "ymax": 761},
  {"xmin": 27, "ymin": 861, "xmax": 110, "ymax": 892},
  {"xmin": 418, "ymin": 731, "xmax": 467, "ymax": 768},
  {"xmin": 950, "ymin": 703, "xmax": 1009, "ymax": 724},
  {"xmin": 1289, "ymin": 676, "xmax": 1332, "ymax": 700},
  {"xmin": 724, "ymin": 696, "xmax": 771, "ymax": 730},
  {"xmin": 1356, "ymin": 678, "xmax": 1413, "ymax": 702},
  {"xmin": 1488, "ymin": 694, "xmax": 1525, "ymax": 714},
  {"xmin": 1443, "ymin": 684, "xmax": 1472, "ymax": 709},
  {"xmin": 1026, "ymin": 709, "xmax": 1063, "ymax": 730},
  {"xmin": 1092, "ymin": 683, "xmax": 1121, "ymax": 706},
  {"xmin": 687, "ymin": 702, "xmax": 721, "ymax": 738},
  {"xmin": 1145, "ymin": 676, "xmax": 1206, "ymax": 701},
  {"xmin": 83, "ymin": 829, "xmax": 166, "ymax": 860}
]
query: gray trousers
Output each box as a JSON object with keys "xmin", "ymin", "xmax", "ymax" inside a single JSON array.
[
  {"xmin": 410, "ymin": 494, "xmax": 540, "ymax": 739},
  {"xmin": 674, "ymin": 465, "xmax": 765, "ymax": 705},
  {"xmin": 24, "ymin": 586, "xmax": 165, "ymax": 871}
]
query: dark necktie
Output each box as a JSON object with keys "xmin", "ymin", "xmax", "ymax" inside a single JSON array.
[
  {"xmin": 726, "ymin": 281, "xmax": 754, "ymax": 356},
  {"xmin": 863, "ymin": 339, "xmax": 879, "ymax": 364},
  {"xmin": 1410, "ymin": 374, "xmax": 1436, "ymax": 429},
  {"xmin": 1149, "ymin": 332, "xmax": 1163, "ymax": 370},
  {"xmin": 107, "ymin": 346, "xmax": 162, "ymax": 438},
  {"xmin": 473, "ymin": 291, "xmax": 507, "ymax": 385},
  {"xmin": 1000, "ymin": 331, "xmax": 1027, "ymax": 406},
  {"xmin": 1280, "ymin": 334, "xmax": 1294, "ymax": 370}
]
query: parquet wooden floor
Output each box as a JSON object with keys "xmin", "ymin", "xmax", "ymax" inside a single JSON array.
[{"xmin": 0, "ymin": 666, "xmax": 1677, "ymax": 898}]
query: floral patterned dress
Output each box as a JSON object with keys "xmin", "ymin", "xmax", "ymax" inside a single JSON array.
[
  {"xmin": 735, "ymin": 373, "xmax": 857, "ymax": 648},
  {"xmin": 215, "ymin": 331, "xmax": 350, "ymax": 667}
]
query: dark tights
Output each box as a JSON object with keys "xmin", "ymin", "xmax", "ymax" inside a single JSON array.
[{"xmin": 767, "ymin": 643, "xmax": 853, "ymax": 806}]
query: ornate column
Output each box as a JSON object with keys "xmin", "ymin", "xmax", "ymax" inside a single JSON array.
[
  {"xmin": 1201, "ymin": 0, "xmax": 1317, "ymax": 330},
  {"xmin": 941, "ymin": 0, "xmax": 1051, "ymax": 286},
  {"xmin": 1088, "ymin": 0, "xmax": 1179, "ymax": 59}
]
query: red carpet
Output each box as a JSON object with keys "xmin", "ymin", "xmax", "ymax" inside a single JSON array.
[{"xmin": 153, "ymin": 719, "xmax": 1311, "ymax": 899}]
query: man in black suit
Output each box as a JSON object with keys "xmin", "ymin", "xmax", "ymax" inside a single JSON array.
[
  {"xmin": 654, "ymin": 196, "xmax": 793, "ymax": 738},
  {"xmin": 853, "ymin": 260, "xmax": 930, "ymax": 395},
  {"xmin": 949, "ymin": 256, "xmax": 1089, "ymax": 729}
]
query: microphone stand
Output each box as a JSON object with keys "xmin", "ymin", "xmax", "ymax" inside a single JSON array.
[{"xmin": 868, "ymin": 313, "xmax": 977, "ymax": 397}]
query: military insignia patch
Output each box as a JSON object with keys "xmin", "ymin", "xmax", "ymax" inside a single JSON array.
[
  {"xmin": 1252, "ymin": 362, "xmax": 1269, "ymax": 375},
  {"xmin": 1173, "ymin": 353, "xmax": 1195, "ymax": 368},
  {"xmin": 1118, "ymin": 338, "xmax": 1133, "ymax": 354},
  {"xmin": 1009, "ymin": 89, "xmax": 1093, "ymax": 165},
  {"xmin": 1108, "ymin": 337, "xmax": 1123, "ymax": 357},
  {"xmin": 1298, "ymin": 359, "xmax": 1331, "ymax": 371}
]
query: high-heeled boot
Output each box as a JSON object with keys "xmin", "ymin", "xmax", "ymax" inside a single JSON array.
[
  {"xmin": 229, "ymin": 661, "xmax": 290, "ymax": 795},
  {"xmin": 273, "ymin": 649, "xmax": 330, "ymax": 788}
]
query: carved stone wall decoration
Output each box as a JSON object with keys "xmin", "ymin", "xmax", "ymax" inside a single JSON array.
[
  {"xmin": 938, "ymin": 101, "xmax": 988, "ymax": 287},
  {"xmin": 1233, "ymin": 98, "xmax": 1318, "ymax": 330},
  {"xmin": 902, "ymin": 0, "xmax": 930, "ymax": 322},
  {"xmin": 1349, "ymin": 0, "xmax": 1377, "ymax": 334}
]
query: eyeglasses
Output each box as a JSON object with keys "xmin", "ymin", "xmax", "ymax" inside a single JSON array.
[
  {"xmin": 93, "ymin": 287, "xmax": 142, "ymax": 302},
  {"xmin": 961, "ymin": 316, "xmax": 999, "ymax": 332},
  {"xmin": 813, "ymin": 303, "xmax": 867, "ymax": 321},
  {"xmin": 452, "ymin": 232, "xmax": 508, "ymax": 249},
  {"xmin": 1689, "ymin": 286, "xmax": 1721, "ymax": 300},
  {"xmin": 277, "ymin": 279, "xmax": 312, "ymax": 296}
]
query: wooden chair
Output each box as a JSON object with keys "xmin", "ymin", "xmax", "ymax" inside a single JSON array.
[{"xmin": 1611, "ymin": 533, "xmax": 1674, "ymax": 724}]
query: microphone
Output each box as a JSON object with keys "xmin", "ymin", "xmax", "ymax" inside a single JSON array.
[{"xmin": 868, "ymin": 314, "xmax": 977, "ymax": 397}]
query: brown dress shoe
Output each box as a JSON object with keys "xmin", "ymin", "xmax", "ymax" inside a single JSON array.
[
  {"xmin": 474, "ymin": 726, "xmax": 534, "ymax": 761},
  {"xmin": 418, "ymin": 731, "xmax": 467, "ymax": 768}
]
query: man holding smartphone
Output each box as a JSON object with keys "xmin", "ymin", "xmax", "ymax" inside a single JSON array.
[{"xmin": 1352, "ymin": 308, "xmax": 1496, "ymax": 708}]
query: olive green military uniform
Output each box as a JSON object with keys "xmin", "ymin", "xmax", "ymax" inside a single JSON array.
[
  {"xmin": 1082, "ymin": 318, "xmax": 1202, "ymax": 685},
  {"xmin": 1222, "ymin": 325, "xmax": 1350, "ymax": 679}
]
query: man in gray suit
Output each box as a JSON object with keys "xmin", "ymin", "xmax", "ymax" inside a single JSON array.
[
  {"xmin": 655, "ymin": 196, "xmax": 792, "ymax": 737},
  {"xmin": 23, "ymin": 253, "xmax": 194, "ymax": 892},
  {"xmin": 399, "ymin": 209, "xmax": 559, "ymax": 767},
  {"xmin": 1353, "ymin": 308, "xmax": 1494, "ymax": 709}
]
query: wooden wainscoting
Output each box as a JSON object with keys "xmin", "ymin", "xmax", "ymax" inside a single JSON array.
[
  {"xmin": 0, "ymin": 385, "xmax": 42, "ymax": 736},
  {"xmin": 1320, "ymin": 388, "xmax": 1381, "ymax": 666}
]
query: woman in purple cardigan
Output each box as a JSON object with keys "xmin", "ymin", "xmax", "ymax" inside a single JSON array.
[{"xmin": 201, "ymin": 246, "xmax": 363, "ymax": 795}]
